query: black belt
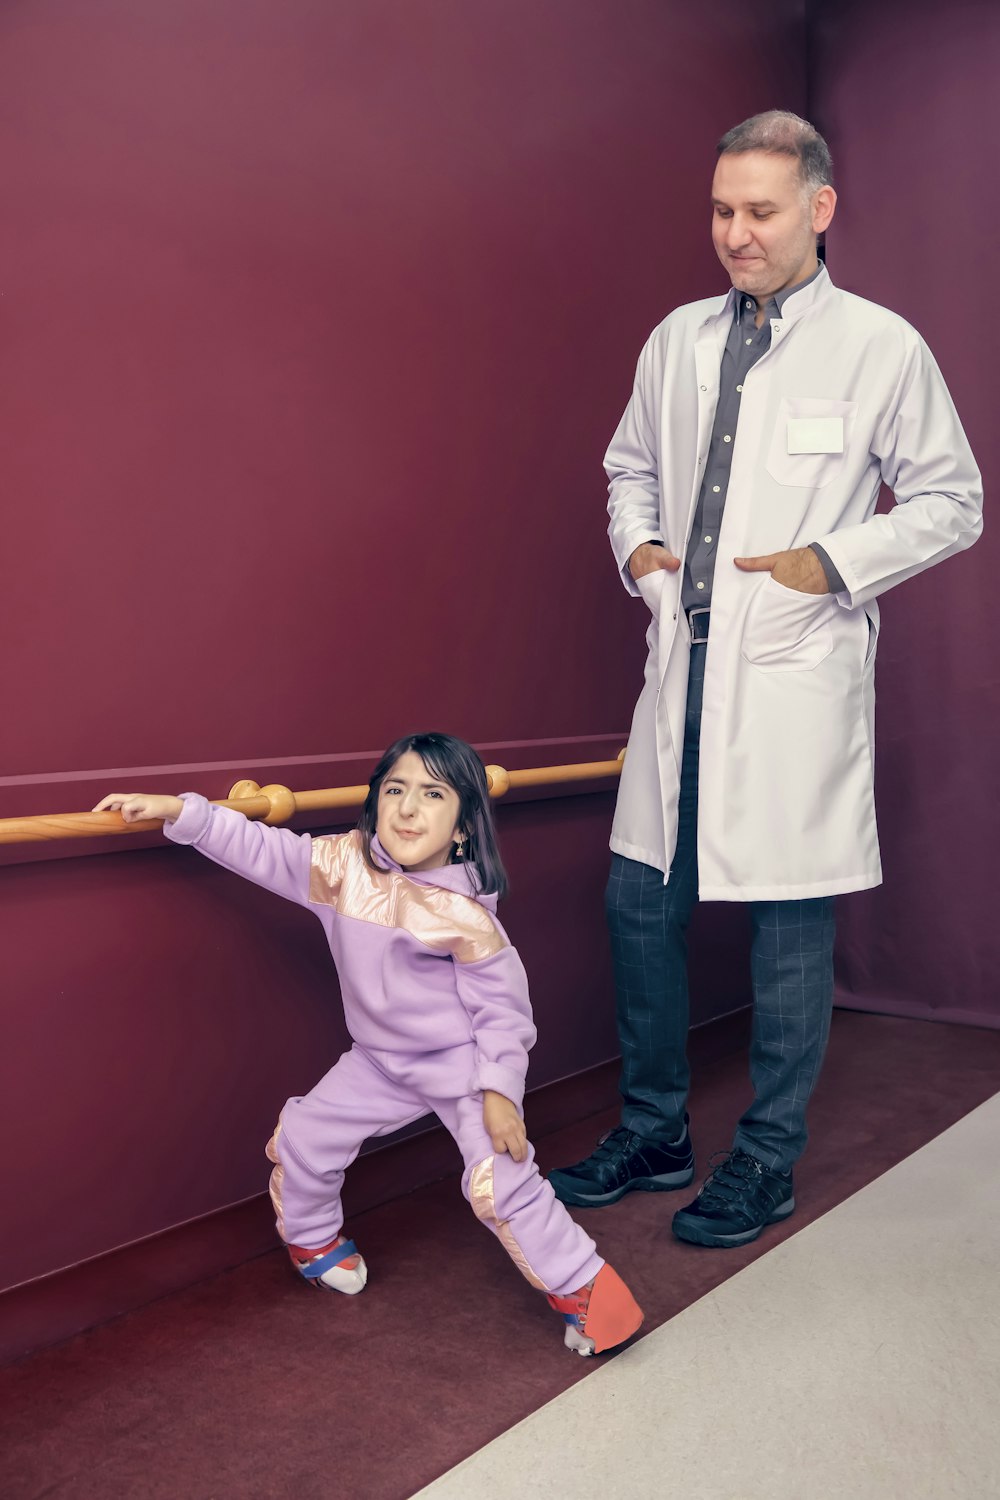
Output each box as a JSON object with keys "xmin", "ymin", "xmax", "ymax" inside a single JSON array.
[{"xmin": 687, "ymin": 606, "xmax": 710, "ymax": 644}]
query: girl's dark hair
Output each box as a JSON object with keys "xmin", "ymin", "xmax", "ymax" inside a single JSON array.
[{"xmin": 358, "ymin": 732, "xmax": 509, "ymax": 899}]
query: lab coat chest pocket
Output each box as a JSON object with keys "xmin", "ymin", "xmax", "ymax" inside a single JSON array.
[{"xmin": 766, "ymin": 397, "xmax": 858, "ymax": 489}]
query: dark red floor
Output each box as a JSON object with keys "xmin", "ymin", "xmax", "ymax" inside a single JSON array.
[{"xmin": 4, "ymin": 1010, "xmax": 1000, "ymax": 1500}]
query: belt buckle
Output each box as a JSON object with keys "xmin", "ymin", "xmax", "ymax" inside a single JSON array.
[{"xmin": 688, "ymin": 606, "xmax": 710, "ymax": 644}]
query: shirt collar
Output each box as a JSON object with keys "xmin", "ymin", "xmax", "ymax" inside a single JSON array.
[{"xmin": 735, "ymin": 262, "xmax": 825, "ymax": 324}]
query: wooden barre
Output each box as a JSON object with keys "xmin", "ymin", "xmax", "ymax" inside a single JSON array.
[{"xmin": 0, "ymin": 754, "xmax": 626, "ymax": 845}]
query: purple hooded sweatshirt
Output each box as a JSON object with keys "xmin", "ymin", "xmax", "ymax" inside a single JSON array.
[{"xmin": 164, "ymin": 794, "xmax": 537, "ymax": 1108}]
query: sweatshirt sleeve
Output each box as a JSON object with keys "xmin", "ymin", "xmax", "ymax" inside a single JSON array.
[
  {"xmin": 453, "ymin": 943, "xmax": 537, "ymax": 1112},
  {"xmin": 163, "ymin": 792, "xmax": 313, "ymax": 907}
]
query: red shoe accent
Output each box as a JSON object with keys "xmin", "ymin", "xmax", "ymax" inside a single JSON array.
[
  {"xmin": 547, "ymin": 1288, "xmax": 589, "ymax": 1319},
  {"xmin": 287, "ymin": 1235, "xmax": 361, "ymax": 1272},
  {"xmin": 548, "ymin": 1264, "xmax": 643, "ymax": 1354},
  {"xmin": 585, "ymin": 1264, "xmax": 643, "ymax": 1352}
]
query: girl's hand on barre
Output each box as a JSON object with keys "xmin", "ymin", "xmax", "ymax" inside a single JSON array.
[
  {"xmin": 482, "ymin": 1090, "xmax": 528, "ymax": 1164},
  {"xmin": 92, "ymin": 793, "xmax": 185, "ymax": 824}
]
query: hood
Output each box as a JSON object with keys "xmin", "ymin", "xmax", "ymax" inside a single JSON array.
[{"xmin": 370, "ymin": 833, "xmax": 498, "ymax": 913}]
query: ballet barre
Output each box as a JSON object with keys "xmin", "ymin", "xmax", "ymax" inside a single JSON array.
[{"xmin": 0, "ymin": 754, "xmax": 626, "ymax": 845}]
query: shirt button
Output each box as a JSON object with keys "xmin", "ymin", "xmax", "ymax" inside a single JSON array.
[
  {"xmin": 704, "ymin": 535, "xmax": 713, "ymax": 543},
  {"xmin": 723, "ymin": 434, "xmax": 732, "ymax": 443},
  {"xmin": 745, "ymin": 338, "xmax": 752, "ymax": 345},
  {"xmin": 700, "ymin": 384, "xmax": 707, "ymax": 391},
  {"xmin": 746, "ymin": 300, "xmax": 753, "ymax": 309},
  {"xmin": 712, "ymin": 485, "xmax": 721, "ymax": 493},
  {"xmin": 736, "ymin": 384, "xmax": 743, "ymax": 392},
  {"xmin": 696, "ymin": 581, "xmax": 705, "ymax": 590}
]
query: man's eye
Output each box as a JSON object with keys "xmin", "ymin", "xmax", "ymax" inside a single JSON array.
[
  {"xmin": 753, "ymin": 212, "xmax": 774, "ymax": 220},
  {"xmin": 715, "ymin": 209, "xmax": 732, "ymax": 218}
]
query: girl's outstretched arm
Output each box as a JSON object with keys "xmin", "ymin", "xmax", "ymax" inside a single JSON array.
[
  {"xmin": 94, "ymin": 793, "xmax": 185, "ymax": 823},
  {"xmin": 93, "ymin": 791, "xmax": 314, "ymax": 907}
]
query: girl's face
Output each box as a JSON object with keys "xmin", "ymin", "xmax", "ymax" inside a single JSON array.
[{"xmin": 376, "ymin": 751, "xmax": 462, "ymax": 872}]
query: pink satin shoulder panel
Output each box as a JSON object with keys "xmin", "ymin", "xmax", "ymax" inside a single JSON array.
[{"xmin": 309, "ymin": 829, "xmax": 505, "ymax": 965}]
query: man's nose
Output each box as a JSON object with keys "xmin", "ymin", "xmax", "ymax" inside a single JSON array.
[{"xmin": 726, "ymin": 214, "xmax": 752, "ymax": 247}]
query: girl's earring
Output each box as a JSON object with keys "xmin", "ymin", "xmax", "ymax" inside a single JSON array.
[{"xmin": 455, "ymin": 836, "xmax": 465, "ymax": 860}]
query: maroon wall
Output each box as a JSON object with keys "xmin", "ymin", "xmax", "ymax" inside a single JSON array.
[
  {"xmin": 810, "ymin": 0, "xmax": 999, "ymax": 1027},
  {"xmin": 0, "ymin": 0, "xmax": 807, "ymax": 1322}
]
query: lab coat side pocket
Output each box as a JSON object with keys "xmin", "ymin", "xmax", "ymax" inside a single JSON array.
[
  {"xmin": 636, "ymin": 567, "xmax": 669, "ymax": 616},
  {"xmin": 741, "ymin": 574, "xmax": 836, "ymax": 672},
  {"xmin": 862, "ymin": 600, "xmax": 880, "ymax": 674}
]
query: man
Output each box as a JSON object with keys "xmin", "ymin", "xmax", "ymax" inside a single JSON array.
[{"xmin": 548, "ymin": 111, "xmax": 982, "ymax": 1248}]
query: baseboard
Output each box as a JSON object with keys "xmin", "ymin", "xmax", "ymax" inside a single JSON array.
[
  {"xmin": 0, "ymin": 1007, "xmax": 752, "ymax": 1367},
  {"xmin": 833, "ymin": 992, "xmax": 1000, "ymax": 1031}
]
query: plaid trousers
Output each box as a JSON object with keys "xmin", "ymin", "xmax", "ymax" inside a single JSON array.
[{"xmin": 606, "ymin": 641, "xmax": 835, "ymax": 1173}]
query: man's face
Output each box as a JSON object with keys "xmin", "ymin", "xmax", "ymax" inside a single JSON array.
[{"xmin": 711, "ymin": 151, "xmax": 834, "ymax": 303}]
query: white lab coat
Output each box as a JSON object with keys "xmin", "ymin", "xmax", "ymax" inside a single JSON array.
[{"xmin": 607, "ymin": 266, "xmax": 982, "ymax": 900}]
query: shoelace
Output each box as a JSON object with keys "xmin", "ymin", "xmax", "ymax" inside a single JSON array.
[
  {"xmin": 587, "ymin": 1126, "xmax": 640, "ymax": 1169},
  {"xmin": 698, "ymin": 1149, "xmax": 765, "ymax": 1209}
]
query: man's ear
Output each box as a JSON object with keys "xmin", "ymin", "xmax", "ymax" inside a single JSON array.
[{"xmin": 812, "ymin": 185, "xmax": 837, "ymax": 236}]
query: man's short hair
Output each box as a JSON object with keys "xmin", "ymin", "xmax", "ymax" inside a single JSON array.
[{"xmin": 717, "ymin": 111, "xmax": 833, "ymax": 195}]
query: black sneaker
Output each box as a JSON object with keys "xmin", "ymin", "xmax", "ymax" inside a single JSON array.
[
  {"xmin": 548, "ymin": 1123, "xmax": 694, "ymax": 1207},
  {"xmin": 671, "ymin": 1148, "xmax": 795, "ymax": 1248}
]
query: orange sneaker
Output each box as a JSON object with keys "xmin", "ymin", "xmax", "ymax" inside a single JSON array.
[
  {"xmin": 546, "ymin": 1262, "xmax": 643, "ymax": 1355},
  {"xmin": 287, "ymin": 1234, "xmax": 367, "ymax": 1295}
]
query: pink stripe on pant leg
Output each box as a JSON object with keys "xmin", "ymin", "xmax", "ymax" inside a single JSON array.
[
  {"xmin": 269, "ymin": 1114, "xmax": 348, "ymax": 1250},
  {"xmin": 265, "ymin": 1120, "xmax": 287, "ymax": 1238},
  {"xmin": 466, "ymin": 1146, "xmax": 604, "ymax": 1296}
]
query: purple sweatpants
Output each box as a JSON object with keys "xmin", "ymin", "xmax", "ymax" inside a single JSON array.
[{"xmin": 266, "ymin": 1042, "xmax": 603, "ymax": 1298}]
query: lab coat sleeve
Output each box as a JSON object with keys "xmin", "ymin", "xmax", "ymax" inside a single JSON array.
[
  {"xmin": 454, "ymin": 944, "xmax": 537, "ymax": 1111},
  {"xmin": 605, "ymin": 330, "xmax": 667, "ymax": 596},
  {"xmin": 814, "ymin": 333, "xmax": 983, "ymax": 609}
]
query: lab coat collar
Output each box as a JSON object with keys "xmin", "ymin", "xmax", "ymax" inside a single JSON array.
[
  {"xmin": 776, "ymin": 261, "xmax": 833, "ymax": 322},
  {"xmin": 700, "ymin": 262, "xmax": 833, "ymax": 335}
]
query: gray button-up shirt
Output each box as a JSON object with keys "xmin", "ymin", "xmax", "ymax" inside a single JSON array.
[{"xmin": 679, "ymin": 266, "xmax": 843, "ymax": 611}]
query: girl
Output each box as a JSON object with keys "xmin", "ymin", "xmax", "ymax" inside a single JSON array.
[{"xmin": 95, "ymin": 733, "xmax": 643, "ymax": 1356}]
